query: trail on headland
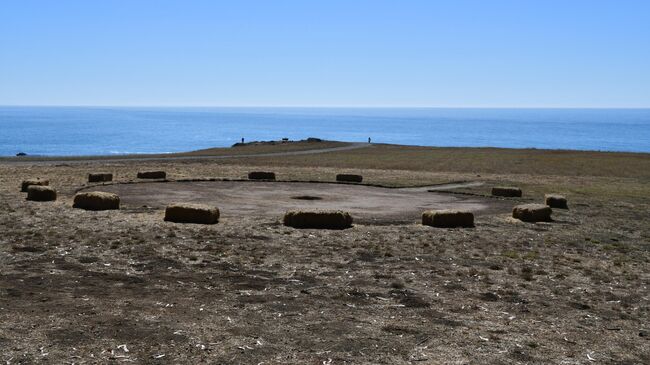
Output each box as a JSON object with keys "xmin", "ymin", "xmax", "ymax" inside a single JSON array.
[
  {"xmin": 0, "ymin": 142, "xmax": 371, "ymax": 166},
  {"xmin": 396, "ymin": 181, "xmax": 485, "ymax": 192}
]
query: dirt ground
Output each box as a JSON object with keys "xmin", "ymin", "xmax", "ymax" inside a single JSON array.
[
  {"xmin": 0, "ymin": 152, "xmax": 649, "ymax": 364},
  {"xmin": 83, "ymin": 180, "xmax": 511, "ymax": 225}
]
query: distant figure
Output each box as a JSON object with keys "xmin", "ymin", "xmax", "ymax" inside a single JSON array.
[
  {"xmin": 368, "ymin": 137, "xmax": 371, "ymax": 144},
  {"xmin": 241, "ymin": 137, "xmax": 245, "ymax": 144}
]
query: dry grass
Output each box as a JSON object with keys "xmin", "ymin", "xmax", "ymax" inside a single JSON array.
[
  {"xmin": 213, "ymin": 143, "xmax": 650, "ymax": 203},
  {"xmin": 3, "ymin": 142, "xmax": 650, "ymax": 206},
  {"xmin": 0, "ymin": 140, "xmax": 347, "ymax": 161},
  {"xmin": 0, "ymin": 142, "xmax": 649, "ymax": 364},
  {"xmin": 220, "ymin": 143, "xmax": 650, "ymax": 178},
  {"xmin": 178, "ymin": 140, "xmax": 346, "ymax": 156}
]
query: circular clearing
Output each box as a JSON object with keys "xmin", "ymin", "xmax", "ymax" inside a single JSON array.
[{"xmin": 85, "ymin": 181, "xmax": 512, "ymax": 224}]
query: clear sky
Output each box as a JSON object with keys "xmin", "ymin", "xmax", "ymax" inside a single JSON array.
[{"xmin": 1, "ymin": 0, "xmax": 649, "ymax": 107}]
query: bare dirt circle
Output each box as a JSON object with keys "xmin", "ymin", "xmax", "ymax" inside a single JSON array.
[{"xmin": 85, "ymin": 180, "xmax": 513, "ymax": 224}]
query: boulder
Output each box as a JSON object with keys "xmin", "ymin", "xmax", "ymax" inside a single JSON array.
[
  {"xmin": 492, "ymin": 186, "xmax": 522, "ymax": 197},
  {"xmin": 88, "ymin": 173, "xmax": 113, "ymax": 183},
  {"xmin": 73, "ymin": 192, "xmax": 120, "ymax": 211},
  {"xmin": 283, "ymin": 210, "xmax": 353, "ymax": 229},
  {"xmin": 422, "ymin": 210, "xmax": 474, "ymax": 228},
  {"xmin": 26, "ymin": 185, "xmax": 57, "ymax": 201},
  {"xmin": 137, "ymin": 171, "xmax": 166, "ymax": 179},
  {"xmin": 164, "ymin": 203, "xmax": 220, "ymax": 224},
  {"xmin": 545, "ymin": 194, "xmax": 568, "ymax": 209},
  {"xmin": 336, "ymin": 174, "xmax": 363, "ymax": 183},
  {"xmin": 248, "ymin": 171, "xmax": 276, "ymax": 180},
  {"xmin": 513, "ymin": 203, "xmax": 552, "ymax": 222},
  {"xmin": 21, "ymin": 178, "xmax": 49, "ymax": 192}
]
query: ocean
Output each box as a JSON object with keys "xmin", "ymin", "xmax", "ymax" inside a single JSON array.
[{"xmin": 1, "ymin": 106, "xmax": 649, "ymax": 156}]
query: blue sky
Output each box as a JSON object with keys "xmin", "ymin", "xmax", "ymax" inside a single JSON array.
[{"xmin": 1, "ymin": 0, "xmax": 649, "ymax": 107}]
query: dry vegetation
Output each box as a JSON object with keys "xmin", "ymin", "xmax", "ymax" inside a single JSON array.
[
  {"xmin": 0, "ymin": 140, "xmax": 347, "ymax": 162},
  {"xmin": 0, "ymin": 142, "xmax": 648, "ymax": 364},
  {"xmin": 179, "ymin": 140, "xmax": 347, "ymax": 156},
  {"xmin": 227, "ymin": 144, "xmax": 650, "ymax": 178},
  {"xmin": 210, "ymin": 143, "xmax": 650, "ymax": 205}
]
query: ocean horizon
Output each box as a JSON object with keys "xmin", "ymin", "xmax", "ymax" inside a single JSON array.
[{"xmin": 1, "ymin": 106, "xmax": 649, "ymax": 156}]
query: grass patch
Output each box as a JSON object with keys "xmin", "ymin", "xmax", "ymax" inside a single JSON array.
[
  {"xmin": 221, "ymin": 144, "xmax": 650, "ymax": 179},
  {"xmin": 522, "ymin": 251, "xmax": 540, "ymax": 260},
  {"xmin": 0, "ymin": 140, "xmax": 347, "ymax": 161}
]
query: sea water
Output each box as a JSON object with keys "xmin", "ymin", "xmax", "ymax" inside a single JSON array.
[{"xmin": 1, "ymin": 106, "xmax": 649, "ymax": 156}]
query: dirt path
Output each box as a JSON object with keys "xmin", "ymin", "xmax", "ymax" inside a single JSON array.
[
  {"xmin": 396, "ymin": 181, "xmax": 485, "ymax": 192},
  {"xmin": 0, "ymin": 143, "xmax": 371, "ymax": 166},
  {"xmin": 86, "ymin": 180, "xmax": 511, "ymax": 224}
]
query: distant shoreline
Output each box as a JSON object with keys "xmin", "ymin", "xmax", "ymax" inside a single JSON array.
[
  {"xmin": 3, "ymin": 105, "xmax": 650, "ymax": 109},
  {"xmin": 2, "ymin": 140, "xmax": 649, "ymax": 164},
  {"xmin": 2, "ymin": 107, "xmax": 649, "ymax": 156}
]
